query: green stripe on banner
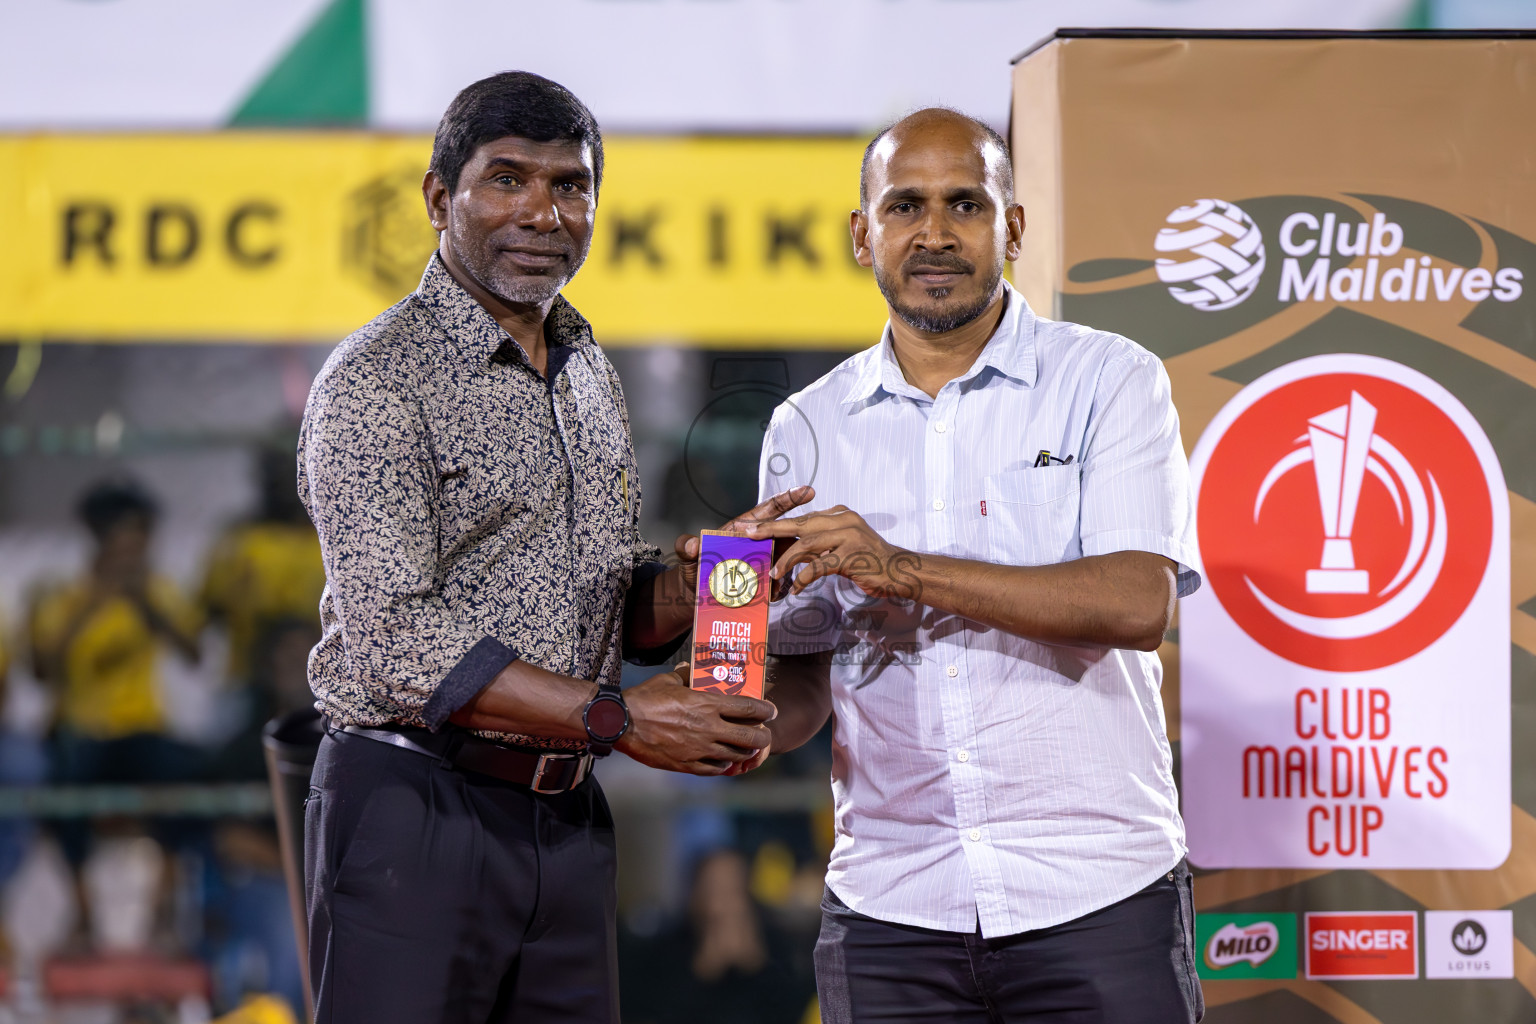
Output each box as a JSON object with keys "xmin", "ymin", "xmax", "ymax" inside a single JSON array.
[
  {"xmin": 1402, "ymin": 0, "xmax": 1435, "ymax": 29},
  {"xmin": 230, "ymin": 0, "xmax": 367, "ymax": 126}
]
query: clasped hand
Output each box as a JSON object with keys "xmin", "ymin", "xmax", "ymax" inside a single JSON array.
[
  {"xmin": 619, "ymin": 666, "xmax": 775, "ymax": 777},
  {"xmin": 744, "ymin": 505, "xmax": 916, "ymax": 600}
]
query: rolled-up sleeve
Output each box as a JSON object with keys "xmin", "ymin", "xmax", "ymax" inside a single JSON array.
[
  {"xmin": 1078, "ymin": 351, "xmax": 1202, "ymax": 598},
  {"xmin": 300, "ymin": 368, "xmax": 516, "ymax": 728}
]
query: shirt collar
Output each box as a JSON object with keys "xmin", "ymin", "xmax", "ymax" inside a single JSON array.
[
  {"xmin": 842, "ymin": 281, "xmax": 1038, "ymax": 407},
  {"xmin": 414, "ymin": 252, "xmax": 594, "ymax": 370}
]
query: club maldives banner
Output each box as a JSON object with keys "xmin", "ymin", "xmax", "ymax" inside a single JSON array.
[{"xmin": 1013, "ymin": 31, "xmax": 1536, "ymax": 1023}]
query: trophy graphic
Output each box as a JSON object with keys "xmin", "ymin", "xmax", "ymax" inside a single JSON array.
[
  {"xmin": 1305, "ymin": 391, "xmax": 1376, "ymax": 594},
  {"xmin": 1245, "ymin": 380, "xmax": 1448, "ymax": 637}
]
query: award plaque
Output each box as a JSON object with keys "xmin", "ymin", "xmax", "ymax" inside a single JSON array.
[{"xmin": 690, "ymin": 530, "xmax": 773, "ymax": 699}]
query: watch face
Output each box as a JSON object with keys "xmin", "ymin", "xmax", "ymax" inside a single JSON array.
[{"xmin": 586, "ymin": 696, "xmax": 627, "ymax": 740}]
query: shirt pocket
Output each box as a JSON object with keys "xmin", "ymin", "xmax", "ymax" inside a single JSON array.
[{"xmin": 981, "ymin": 465, "xmax": 1083, "ymax": 566}]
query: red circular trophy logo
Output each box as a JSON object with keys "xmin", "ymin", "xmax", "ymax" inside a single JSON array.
[{"xmin": 1193, "ymin": 356, "xmax": 1495, "ymax": 671}]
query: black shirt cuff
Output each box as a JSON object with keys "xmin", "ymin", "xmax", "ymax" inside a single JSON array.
[
  {"xmin": 623, "ymin": 560, "xmax": 689, "ymax": 666},
  {"xmin": 421, "ymin": 635, "xmax": 518, "ymax": 731}
]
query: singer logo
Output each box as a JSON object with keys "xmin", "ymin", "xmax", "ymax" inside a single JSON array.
[
  {"xmin": 1305, "ymin": 912, "xmax": 1418, "ymax": 979},
  {"xmin": 1194, "ymin": 356, "xmax": 1495, "ymax": 671}
]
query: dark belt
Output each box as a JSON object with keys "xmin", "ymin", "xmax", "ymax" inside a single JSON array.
[{"xmin": 336, "ymin": 723, "xmax": 593, "ymax": 795}]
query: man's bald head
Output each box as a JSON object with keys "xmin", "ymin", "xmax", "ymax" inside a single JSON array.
[{"xmin": 859, "ymin": 108, "xmax": 1014, "ymax": 210}]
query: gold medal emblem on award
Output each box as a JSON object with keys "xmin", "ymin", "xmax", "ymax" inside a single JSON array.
[{"xmin": 707, "ymin": 558, "xmax": 759, "ymax": 608}]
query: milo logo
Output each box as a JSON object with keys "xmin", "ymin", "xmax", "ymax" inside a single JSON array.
[
  {"xmin": 1206, "ymin": 921, "xmax": 1280, "ymax": 969},
  {"xmin": 1195, "ymin": 913, "xmax": 1299, "ymax": 980}
]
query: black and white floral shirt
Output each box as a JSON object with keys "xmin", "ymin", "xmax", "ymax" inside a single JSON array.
[{"xmin": 299, "ymin": 254, "xmax": 671, "ymax": 751}]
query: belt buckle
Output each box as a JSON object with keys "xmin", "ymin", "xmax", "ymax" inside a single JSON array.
[{"xmin": 530, "ymin": 753, "xmax": 578, "ymax": 794}]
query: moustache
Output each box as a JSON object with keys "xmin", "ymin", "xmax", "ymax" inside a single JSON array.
[
  {"xmin": 902, "ymin": 252, "xmax": 975, "ymax": 276},
  {"xmin": 493, "ymin": 230, "xmax": 577, "ymax": 259}
]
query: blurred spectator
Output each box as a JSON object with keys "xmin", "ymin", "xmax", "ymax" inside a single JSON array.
[
  {"xmin": 29, "ymin": 479, "xmax": 204, "ymax": 800},
  {"xmin": 620, "ymin": 848, "xmax": 817, "ymax": 1024},
  {"xmin": 196, "ymin": 448, "xmax": 317, "ymax": 1013},
  {"xmin": 200, "ymin": 444, "xmax": 324, "ymax": 695},
  {"xmin": 26, "ymin": 475, "xmax": 205, "ymax": 961},
  {"xmin": 203, "ymin": 820, "xmax": 305, "ymax": 1016},
  {"xmin": 0, "ymin": 617, "xmax": 49, "ymax": 893},
  {"xmin": 199, "ymin": 443, "xmax": 323, "ymax": 780}
]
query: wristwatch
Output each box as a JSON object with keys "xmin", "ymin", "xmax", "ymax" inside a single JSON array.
[{"xmin": 583, "ymin": 683, "xmax": 630, "ymax": 757}]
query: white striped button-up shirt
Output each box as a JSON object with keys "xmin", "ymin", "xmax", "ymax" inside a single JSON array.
[{"xmin": 760, "ymin": 283, "xmax": 1200, "ymax": 938}]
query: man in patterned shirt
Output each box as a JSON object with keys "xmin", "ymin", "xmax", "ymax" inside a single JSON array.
[{"xmin": 299, "ymin": 72, "xmax": 797, "ymax": 1024}]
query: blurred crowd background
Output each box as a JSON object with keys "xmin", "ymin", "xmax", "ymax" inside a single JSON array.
[{"xmin": 1, "ymin": 1, "xmax": 1530, "ymax": 1022}]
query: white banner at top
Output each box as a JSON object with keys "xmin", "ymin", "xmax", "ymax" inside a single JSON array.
[
  {"xmin": 2, "ymin": 0, "xmax": 1412, "ymax": 131},
  {"xmin": 369, "ymin": 0, "xmax": 1411, "ymax": 130}
]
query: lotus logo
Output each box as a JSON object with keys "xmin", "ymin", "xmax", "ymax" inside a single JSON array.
[
  {"xmin": 1205, "ymin": 921, "xmax": 1280, "ymax": 969},
  {"xmin": 1452, "ymin": 920, "xmax": 1488, "ymax": 956}
]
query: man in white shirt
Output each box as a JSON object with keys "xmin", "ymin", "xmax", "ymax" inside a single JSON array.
[{"xmin": 747, "ymin": 108, "xmax": 1204, "ymax": 1022}]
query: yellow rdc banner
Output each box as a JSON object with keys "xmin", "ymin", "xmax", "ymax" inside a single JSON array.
[{"xmin": 0, "ymin": 134, "xmax": 885, "ymax": 347}]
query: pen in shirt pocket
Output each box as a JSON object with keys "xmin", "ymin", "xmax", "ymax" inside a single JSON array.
[{"xmin": 1033, "ymin": 450, "xmax": 1076, "ymax": 468}]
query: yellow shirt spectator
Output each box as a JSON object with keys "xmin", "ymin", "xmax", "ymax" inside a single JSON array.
[
  {"xmin": 31, "ymin": 577, "xmax": 202, "ymax": 740},
  {"xmin": 200, "ymin": 521, "xmax": 325, "ymax": 684}
]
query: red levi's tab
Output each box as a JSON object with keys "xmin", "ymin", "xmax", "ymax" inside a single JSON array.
[{"xmin": 1305, "ymin": 912, "xmax": 1418, "ymax": 979}]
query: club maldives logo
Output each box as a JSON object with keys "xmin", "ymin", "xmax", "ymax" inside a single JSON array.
[
  {"xmin": 1153, "ymin": 198, "xmax": 1524, "ymax": 311},
  {"xmin": 1192, "ymin": 355, "xmax": 1497, "ymax": 671},
  {"xmin": 1155, "ymin": 200, "xmax": 1266, "ymax": 310}
]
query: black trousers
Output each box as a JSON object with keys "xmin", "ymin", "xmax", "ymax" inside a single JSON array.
[
  {"xmin": 304, "ymin": 728, "xmax": 619, "ymax": 1024},
  {"xmin": 814, "ymin": 862, "xmax": 1204, "ymax": 1024}
]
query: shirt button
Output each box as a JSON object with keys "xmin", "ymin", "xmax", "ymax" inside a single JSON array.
[
  {"xmin": 957, "ymin": 750, "xmax": 970, "ymax": 763},
  {"xmin": 968, "ymin": 829, "xmax": 982, "ymax": 842},
  {"xmin": 934, "ymin": 421, "xmax": 947, "ymax": 433},
  {"xmin": 932, "ymin": 498, "xmax": 945, "ymax": 511},
  {"xmin": 946, "ymin": 665, "xmax": 958, "ymax": 678}
]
